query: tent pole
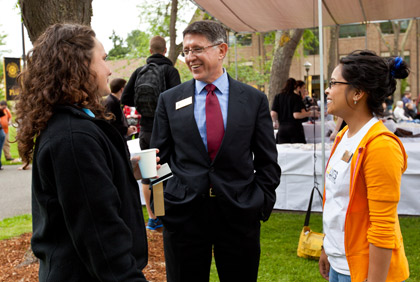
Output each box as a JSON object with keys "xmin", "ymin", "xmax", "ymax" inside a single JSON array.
[
  {"xmin": 318, "ymin": 0, "xmax": 325, "ymax": 191},
  {"xmin": 417, "ymin": 19, "xmax": 419, "ymax": 101},
  {"xmin": 234, "ymin": 32, "xmax": 238, "ymax": 80}
]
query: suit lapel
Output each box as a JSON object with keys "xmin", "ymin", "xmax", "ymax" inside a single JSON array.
[
  {"xmin": 225, "ymin": 76, "xmax": 246, "ymax": 139},
  {"xmin": 178, "ymin": 80, "xmax": 210, "ymax": 162}
]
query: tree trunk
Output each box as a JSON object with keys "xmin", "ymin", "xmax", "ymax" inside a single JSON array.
[
  {"xmin": 268, "ymin": 29, "xmax": 304, "ymax": 106},
  {"xmin": 327, "ymin": 25, "xmax": 340, "ymax": 81},
  {"xmin": 20, "ymin": 0, "xmax": 92, "ymax": 43},
  {"xmin": 394, "ymin": 19, "xmax": 414, "ymax": 101},
  {"xmin": 167, "ymin": 0, "xmax": 178, "ymax": 64}
]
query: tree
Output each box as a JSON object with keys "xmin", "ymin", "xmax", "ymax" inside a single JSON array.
[
  {"xmin": 19, "ymin": 0, "xmax": 92, "ymax": 43},
  {"xmin": 126, "ymin": 29, "xmax": 151, "ymax": 58},
  {"xmin": 374, "ymin": 19, "xmax": 414, "ymax": 101},
  {"xmin": 0, "ymin": 29, "xmax": 7, "ymax": 99},
  {"xmin": 107, "ymin": 30, "xmax": 130, "ymax": 60},
  {"xmin": 138, "ymin": 0, "xmax": 200, "ymax": 64},
  {"xmin": 268, "ymin": 29, "xmax": 304, "ymax": 105},
  {"xmin": 226, "ymin": 56, "xmax": 270, "ymax": 88},
  {"xmin": 327, "ymin": 25, "xmax": 340, "ymax": 81}
]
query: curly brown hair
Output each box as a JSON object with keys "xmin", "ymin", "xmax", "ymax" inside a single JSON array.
[{"xmin": 16, "ymin": 23, "xmax": 110, "ymax": 164}]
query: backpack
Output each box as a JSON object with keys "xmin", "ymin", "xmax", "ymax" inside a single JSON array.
[{"xmin": 134, "ymin": 63, "xmax": 166, "ymax": 118}]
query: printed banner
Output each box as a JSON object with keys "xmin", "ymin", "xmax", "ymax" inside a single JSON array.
[{"xmin": 3, "ymin": 57, "xmax": 21, "ymax": 100}]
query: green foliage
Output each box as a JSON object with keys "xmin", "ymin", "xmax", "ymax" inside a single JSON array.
[
  {"xmin": 225, "ymin": 56, "xmax": 272, "ymax": 88},
  {"xmin": 107, "ymin": 30, "xmax": 130, "ymax": 60},
  {"xmin": 175, "ymin": 61, "xmax": 193, "ymax": 83},
  {"xmin": 401, "ymin": 78, "xmax": 408, "ymax": 94},
  {"xmin": 138, "ymin": 0, "xmax": 195, "ymax": 40},
  {"xmin": 263, "ymin": 32, "xmax": 276, "ymax": 45},
  {"xmin": 301, "ymin": 29, "xmax": 318, "ymax": 57},
  {"xmin": 0, "ymin": 61, "xmax": 4, "ymax": 98},
  {"xmin": 0, "ymin": 215, "xmax": 32, "ymax": 240},
  {"xmin": 0, "ymin": 27, "xmax": 8, "ymax": 98},
  {"xmin": 126, "ymin": 29, "xmax": 151, "ymax": 58}
]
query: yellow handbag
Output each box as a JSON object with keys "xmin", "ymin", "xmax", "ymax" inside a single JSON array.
[{"xmin": 297, "ymin": 186, "xmax": 325, "ymax": 259}]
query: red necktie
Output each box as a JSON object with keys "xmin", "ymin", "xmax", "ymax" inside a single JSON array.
[{"xmin": 205, "ymin": 84, "xmax": 224, "ymax": 160}]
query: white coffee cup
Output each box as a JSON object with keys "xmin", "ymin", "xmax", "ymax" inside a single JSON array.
[{"xmin": 137, "ymin": 148, "xmax": 157, "ymax": 178}]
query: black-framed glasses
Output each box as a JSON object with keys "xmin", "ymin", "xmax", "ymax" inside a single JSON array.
[
  {"xmin": 328, "ymin": 81, "xmax": 351, "ymax": 89},
  {"xmin": 182, "ymin": 43, "xmax": 222, "ymax": 57}
]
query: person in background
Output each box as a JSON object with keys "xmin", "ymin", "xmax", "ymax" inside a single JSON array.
[
  {"xmin": 329, "ymin": 117, "xmax": 346, "ymax": 141},
  {"xmin": 393, "ymin": 100, "xmax": 412, "ymax": 122},
  {"xmin": 15, "ymin": 23, "xmax": 151, "ymax": 281},
  {"xmin": 0, "ymin": 100, "xmax": 15, "ymax": 161},
  {"xmin": 122, "ymin": 35, "xmax": 181, "ymax": 231},
  {"xmin": 384, "ymin": 94, "xmax": 394, "ymax": 113},
  {"xmin": 295, "ymin": 80, "xmax": 306, "ymax": 99},
  {"xmin": 124, "ymin": 106, "xmax": 141, "ymax": 139},
  {"xmin": 319, "ymin": 50, "xmax": 410, "ymax": 282},
  {"xmin": 401, "ymin": 92, "xmax": 412, "ymax": 110},
  {"xmin": 104, "ymin": 78, "xmax": 137, "ymax": 139},
  {"xmin": 0, "ymin": 106, "xmax": 5, "ymax": 170},
  {"xmin": 271, "ymin": 78, "xmax": 319, "ymax": 143},
  {"xmin": 404, "ymin": 101, "xmax": 420, "ymax": 120},
  {"xmin": 151, "ymin": 20, "xmax": 281, "ymax": 282}
]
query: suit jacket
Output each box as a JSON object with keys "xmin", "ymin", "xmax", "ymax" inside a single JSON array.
[{"xmin": 151, "ymin": 75, "xmax": 281, "ymax": 223}]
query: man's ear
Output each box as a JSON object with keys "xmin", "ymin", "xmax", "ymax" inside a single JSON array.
[{"xmin": 219, "ymin": 43, "xmax": 228, "ymax": 60}]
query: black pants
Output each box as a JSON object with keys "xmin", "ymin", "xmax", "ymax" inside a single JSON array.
[
  {"xmin": 276, "ymin": 122, "xmax": 306, "ymax": 144},
  {"xmin": 162, "ymin": 197, "xmax": 261, "ymax": 282}
]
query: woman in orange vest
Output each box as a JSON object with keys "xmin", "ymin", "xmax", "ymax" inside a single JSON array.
[{"xmin": 319, "ymin": 50, "xmax": 409, "ymax": 282}]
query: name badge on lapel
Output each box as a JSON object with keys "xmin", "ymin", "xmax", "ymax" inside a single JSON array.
[
  {"xmin": 175, "ymin": 96, "xmax": 192, "ymax": 110},
  {"xmin": 341, "ymin": 150, "xmax": 353, "ymax": 163}
]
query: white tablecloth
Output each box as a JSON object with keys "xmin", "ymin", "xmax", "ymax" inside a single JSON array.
[
  {"xmin": 302, "ymin": 121, "xmax": 336, "ymax": 144},
  {"xmin": 274, "ymin": 142, "xmax": 420, "ymax": 215},
  {"xmin": 128, "ymin": 138, "xmax": 420, "ymax": 215}
]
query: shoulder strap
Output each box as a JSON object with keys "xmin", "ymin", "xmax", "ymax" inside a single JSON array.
[{"xmin": 304, "ymin": 186, "xmax": 323, "ymax": 227}]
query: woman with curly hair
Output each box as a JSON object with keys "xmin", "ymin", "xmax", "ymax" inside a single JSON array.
[
  {"xmin": 319, "ymin": 50, "xmax": 410, "ymax": 282},
  {"xmin": 16, "ymin": 23, "xmax": 150, "ymax": 281}
]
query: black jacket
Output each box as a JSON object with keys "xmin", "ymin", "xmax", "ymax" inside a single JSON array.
[
  {"xmin": 31, "ymin": 105, "xmax": 148, "ymax": 282},
  {"xmin": 104, "ymin": 93, "xmax": 129, "ymax": 137},
  {"xmin": 151, "ymin": 76, "xmax": 281, "ymax": 223},
  {"xmin": 121, "ymin": 54, "xmax": 181, "ymax": 131}
]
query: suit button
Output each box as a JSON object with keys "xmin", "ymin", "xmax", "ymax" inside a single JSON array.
[{"xmin": 210, "ymin": 166, "xmax": 215, "ymax": 172}]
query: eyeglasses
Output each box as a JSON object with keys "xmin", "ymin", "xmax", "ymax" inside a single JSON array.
[
  {"xmin": 182, "ymin": 43, "xmax": 222, "ymax": 57},
  {"xmin": 328, "ymin": 81, "xmax": 351, "ymax": 89}
]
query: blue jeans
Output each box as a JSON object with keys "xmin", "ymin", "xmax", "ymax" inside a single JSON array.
[
  {"xmin": 329, "ymin": 267, "xmax": 405, "ymax": 282},
  {"xmin": 329, "ymin": 267, "xmax": 351, "ymax": 282},
  {"xmin": 0, "ymin": 128, "xmax": 5, "ymax": 168}
]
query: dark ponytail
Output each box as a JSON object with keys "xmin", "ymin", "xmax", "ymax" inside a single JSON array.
[
  {"xmin": 280, "ymin": 78, "xmax": 296, "ymax": 95},
  {"xmin": 340, "ymin": 50, "xmax": 410, "ymax": 116}
]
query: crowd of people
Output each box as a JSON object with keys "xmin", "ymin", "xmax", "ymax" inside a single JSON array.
[{"xmin": 0, "ymin": 18, "xmax": 411, "ymax": 282}]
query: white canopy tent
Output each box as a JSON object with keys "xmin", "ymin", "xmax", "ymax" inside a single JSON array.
[
  {"xmin": 191, "ymin": 0, "xmax": 420, "ymax": 32},
  {"xmin": 190, "ymin": 0, "xmax": 420, "ymax": 189}
]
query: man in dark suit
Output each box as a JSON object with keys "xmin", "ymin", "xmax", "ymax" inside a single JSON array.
[{"xmin": 151, "ymin": 20, "xmax": 281, "ymax": 282}]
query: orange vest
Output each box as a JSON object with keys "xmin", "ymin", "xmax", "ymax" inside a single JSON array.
[{"xmin": 323, "ymin": 121, "xmax": 409, "ymax": 282}]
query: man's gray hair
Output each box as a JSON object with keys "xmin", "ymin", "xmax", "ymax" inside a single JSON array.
[{"xmin": 183, "ymin": 20, "xmax": 227, "ymax": 44}]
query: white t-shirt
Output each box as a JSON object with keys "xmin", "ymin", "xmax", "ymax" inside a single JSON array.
[{"xmin": 323, "ymin": 117, "xmax": 379, "ymax": 275}]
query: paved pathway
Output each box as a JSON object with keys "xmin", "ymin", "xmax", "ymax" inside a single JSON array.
[{"xmin": 0, "ymin": 165, "xmax": 32, "ymax": 221}]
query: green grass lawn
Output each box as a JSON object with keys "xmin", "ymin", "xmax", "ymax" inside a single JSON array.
[
  {"xmin": 1, "ymin": 121, "xmax": 418, "ymax": 280},
  {"xmin": 2, "ymin": 211, "xmax": 418, "ymax": 281},
  {"xmin": 0, "ymin": 214, "xmax": 32, "ymax": 240}
]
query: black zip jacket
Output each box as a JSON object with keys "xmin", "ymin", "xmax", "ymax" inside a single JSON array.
[{"xmin": 31, "ymin": 105, "xmax": 148, "ymax": 282}]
